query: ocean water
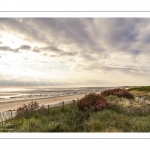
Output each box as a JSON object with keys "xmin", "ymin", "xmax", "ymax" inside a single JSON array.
[{"xmin": 0, "ymin": 86, "xmax": 112, "ymax": 103}]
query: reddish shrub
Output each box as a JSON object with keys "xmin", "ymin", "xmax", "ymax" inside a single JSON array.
[
  {"xmin": 16, "ymin": 101, "xmax": 41, "ymax": 117},
  {"xmin": 101, "ymin": 88, "xmax": 134, "ymax": 99},
  {"xmin": 77, "ymin": 93, "xmax": 115, "ymax": 111}
]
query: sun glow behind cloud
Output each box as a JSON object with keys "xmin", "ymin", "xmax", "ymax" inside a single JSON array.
[
  {"xmin": 0, "ymin": 32, "xmax": 25, "ymax": 49},
  {"xmin": 0, "ymin": 18, "xmax": 150, "ymax": 87}
]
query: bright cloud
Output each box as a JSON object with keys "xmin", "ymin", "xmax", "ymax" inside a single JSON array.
[{"xmin": 0, "ymin": 18, "xmax": 150, "ymax": 87}]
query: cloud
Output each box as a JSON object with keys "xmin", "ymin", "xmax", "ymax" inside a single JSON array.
[
  {"xmin": 0, "ymin": 46, "xmax": 19, "ymax": 53},
  {"xmin": 31, "ymin": 46, "xmax": 41, "ymax": 53},
  {"xmin": 25, "ymin": 18, "xmax": 94, "ymax": 45},
  {"xmin": 0, "ymin": 18, "xmax": 150, "ymax": 86},
  {"xmin": 0, "ymin": 78, "xmax": 83, "ymax": 87},
  {"xmin": 99, "ymin": 66, "xmax": 139, "ymax": 74},
  {"xmin": 0, "ymin": 19, "xmax": 101, "ymax": 54},
  {"xmin": 81, "ymin": 54, "xmax": 96, "ymax": 61},
  {"xmin": 92, "ymin": 19, "xmax": 139, "ymax": 48},
  {"xmin": 20, "ymin": 45, "xmax": 31, "ymax": 50},
  {"xmin": 32, "ymin": 45, "xmax": 78, "ymax": 57},
  {"xmin": 80, "ymin": 79, "xmax": 112, "ymax": 86},
  {"xmin": 0, "ymin": 19, "xmax": 46, "ymax": 45},
  {"xmin": 42, "ymin": 45, "xmax": 62, "ymax": 53},
  {"xmin": 60, "ymin": 51, "xmax": 77, "ymax": 56}
]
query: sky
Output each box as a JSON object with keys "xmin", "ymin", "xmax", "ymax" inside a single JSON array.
[{"xmin": 0, "ymin": 18, "xmax": 150, "ymax": 87}]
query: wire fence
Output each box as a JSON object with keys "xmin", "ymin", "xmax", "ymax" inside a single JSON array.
[{"xmin": 0, "ymin": 98, "xmax": 80, "ymax": 123}]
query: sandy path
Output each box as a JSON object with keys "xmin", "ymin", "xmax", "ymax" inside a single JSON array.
[{"xmin": 0, "ymin": 94, "xmax": 86, "ymax": 112}]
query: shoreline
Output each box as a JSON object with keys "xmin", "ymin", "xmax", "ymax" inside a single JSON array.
[{"xmin": 0, "ymin": 93, "xmax": 86, "ymax": 112}]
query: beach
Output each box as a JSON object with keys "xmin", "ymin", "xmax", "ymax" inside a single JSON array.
[{"xmin": 0, "ymin": 93, "xmax": 86, "ymax": 112}]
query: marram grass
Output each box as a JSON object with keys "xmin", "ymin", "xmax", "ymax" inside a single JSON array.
[{"xmin": 2, "ymin": 103, "xmax": 150, "ymax": 132}]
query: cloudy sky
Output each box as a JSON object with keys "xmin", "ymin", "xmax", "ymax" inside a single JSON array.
[{"xmin": 0, "ymin": 18, "xmax": 150, "ymax": 87}]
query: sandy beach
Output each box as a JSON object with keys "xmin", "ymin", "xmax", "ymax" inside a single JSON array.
[{"xmin": 0, "ymin": 93, "xmax": 86, "ymax": 112}]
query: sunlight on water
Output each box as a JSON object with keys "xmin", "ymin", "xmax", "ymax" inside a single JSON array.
[
  {"xmin": 0, "ymin": 86, "xmax": 113, "ymax": 103},
  {"xmin": 0, "ymin": 88, "xmax": 34, "ymax": 92}
]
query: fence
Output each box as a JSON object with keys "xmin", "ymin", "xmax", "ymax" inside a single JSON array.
[
  {"xmin": 1, "ymin": 97, "xmax": 150, "ymax": 123},
  {"xmin": 112, "ymin": 105, "xmax": 150, "ymax": 116},
  {"xmin": 0, "ymin": 88, "xmax": 115, "ymax": 123},
  {"xmin": 123, "ymin": 106, "xmax": 150, "ymax": 115},
  {"xmin": 0, "ymin": 98, "xmax": 80, "ymax": 123},
  {"xmin": 0, "ymin": 111, "xmax": 17, "ymax": 123}
]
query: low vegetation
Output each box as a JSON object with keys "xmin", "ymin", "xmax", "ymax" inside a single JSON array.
[
  {"xmin": 128, "ymin": 86, "xmax": 150, "ymax": 92},
  {"xmin": 101, "ymin": 88, "xmax": 134, "ymax": 99},
  {"xmin": 77, "ymin": 93, "xmax": 115, "ymax": 111},
  {"xmin": 1, "ymin": 87, "xmax": 150, "ymax": 132},
  {"xmin": 16, "ymin": 101, "xmax": 45, "ymax": 118}
]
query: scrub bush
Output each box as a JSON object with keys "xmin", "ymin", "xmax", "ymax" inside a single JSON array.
[
  {"xmin": 101, "ymin": 88, "xmax": 134, "ymax": 99},
  {"xmin": 77, "ymin": 93, "xmax": 115, "ymax": 111},
  {"xmin": 16, "ymin": 101, "xmax": 45, "ymax": 118}
]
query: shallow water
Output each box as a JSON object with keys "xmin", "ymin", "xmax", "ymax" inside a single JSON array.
[{"xmin": 0, "ymin": 86, "xmax": 112, "ymax": 103}]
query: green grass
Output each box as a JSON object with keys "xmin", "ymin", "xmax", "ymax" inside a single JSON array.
[
  {"xmin": 128, "ymin": 86, "xmax": 150, "ymax": 100},
  {"xmin": 128, "ymin": 86, "xmax": 150, "ymax": 92},
  {"xmin": 2, "ymin": 103, "xmax": 91, "ymax": 132},
  {"xmin": 1, "ymin": 102, "xmax": 150, "ymax": 132},
  {"xmin": 80, "ymin": 106, "xmax": 150, "ymax": 132},
  {"xmin": 106, "ymin": 95, "xmax": 121, "ymax": 104}
]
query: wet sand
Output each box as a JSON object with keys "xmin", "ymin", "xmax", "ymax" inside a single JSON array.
[{"xmin": 0, "ymin": 93, "xmax": 86, "ymax": 112}]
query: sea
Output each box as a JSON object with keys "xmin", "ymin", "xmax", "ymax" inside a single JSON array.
[{"xmin": 0, "ymin": 86, "xmax": 114, "ymax": 103}]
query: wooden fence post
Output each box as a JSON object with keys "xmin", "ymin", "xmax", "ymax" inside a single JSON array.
[
  {"xmin": 12, "ymin": 111, "xmax": 14, "ymax": 118},
  {"xmin": 8, "ymin": 111, "xmax": 10, "ymax": 120},
  {"xmin": 73, "ymin": 100, "xmax": 75, "ymax": 105},
  {"xmin": 6, "ymin": 112, "xmax": 8, "ymax": 121},
  {"xmin": 1, "ymin": 112, "xmax": 3, "ymax": 124},
  {"xmin": 0, "ymin": 113, "xmax": 3, "ymax": 122},
  {"xmin": 11, "ymin": 111, "xmax": 12, "ymax": 119},
  {"xmin": 48, "ymin": 105, "xmax": 50, "ymax": 114},
  {"xmin": 3, "ymin": 112, "xmax": 6, "ymax": 122},
  {"xmin": 62, "ymin": 101, "xmax": 64, "ymax": 110}
]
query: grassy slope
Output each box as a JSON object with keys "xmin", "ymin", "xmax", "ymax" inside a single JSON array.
[
  {"xmin": 1, "ymin": 86, "xmax": 150, "ymax": 132},
  {"xmin": 2, "ymin": 104, "xmax": 150, "ymax": 132},
  {"xmin": 128, "ymin": 86, "xmax": 150, "ymax": 92},
  {"xmin": 128, "ymin": 86, "xmax": 150, "ymax": 96}
]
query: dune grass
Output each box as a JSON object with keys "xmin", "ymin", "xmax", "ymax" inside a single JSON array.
[
  {"xmin": 128, "ymin": 86, "xmax": 150, "ymax": 92},
  {"xmin": 128, "ymin": 86, "xmax": 150, "ymax": 96},
  {"xmin": 1, "ymin": 86, "xmax": 150, "ymax": 132},
  {"xmin": 1, "ymin": 102, "xmax": 150, "ymax": 132}
]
